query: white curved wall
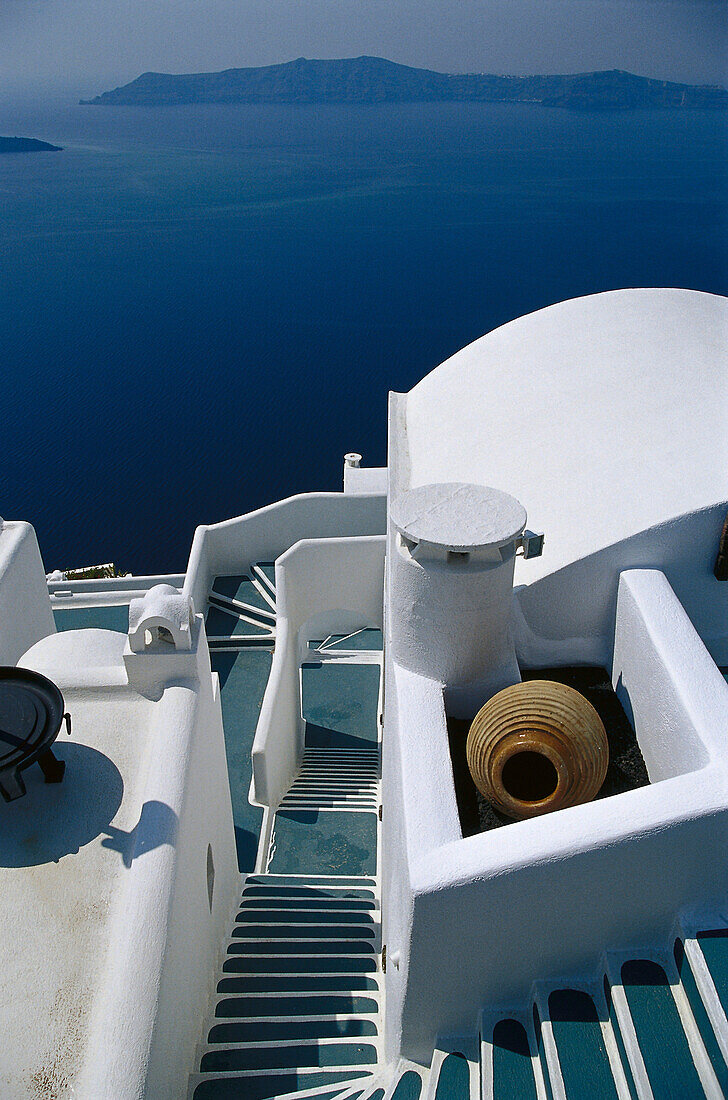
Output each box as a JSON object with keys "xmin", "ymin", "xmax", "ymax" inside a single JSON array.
[
  {"xmin": 0, "ymin": 521, "xmax": 55, "ymax": 664},
  {"xmin": 404, "ymin": 289, "xmax": 728, "ymax": 584},
  {"xmin": 252, "ymin": 534, "xmax": 385, "ymax": 810}
]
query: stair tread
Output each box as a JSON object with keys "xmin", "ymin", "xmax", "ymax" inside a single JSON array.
[
  {"xmin": 548, "ymin": 989, "xmax": 619, "ymax": 1100},
  {"xmin": 620, "ymin": 958, "xmax": 706, "ymax": 1100},
  {"xmin": 200, "ymin": 1041, "xmax": 378, "ymax": 1073}
]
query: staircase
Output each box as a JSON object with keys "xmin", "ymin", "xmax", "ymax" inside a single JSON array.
[
  {"xmin": 188, "ymin": 875, "xmax": 383, "ymax": 1100},
  {"xmin": 205, "ymin": 565, "xmax": 277, "ymax": 647},
  {"xmin": 189, "ymin": 634, "xmax": 385, "ymax": 1099},
  {"xmin": 194, "ymin": 575, "xmax": 728, "ymax": 1099}
]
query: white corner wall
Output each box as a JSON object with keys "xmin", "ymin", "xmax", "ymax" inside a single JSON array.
[
  {"xmin": 75, "ymin": 628, "xmax": 240, "ymax": 1100},
  {"xmin": 0, "ymin": 521, "xmax": 55, "ymax": 664},
  {"xmin": 612, "ymin": 569, "xmax": 726, "ymax": 781},
  {"xmin": 183, "ymin": 491, "xmax": 387, "ymax": 617},
  {"xmin": 252, "ymin": 534, "xmax": 385, "ymax": 810},
  {"xmin": 514, "ymin": 501, "xmax": 728, "ymax": 670},
  {"xmin": 383, "ymin": 566, "xmax": 728, "ymax": 1063}
]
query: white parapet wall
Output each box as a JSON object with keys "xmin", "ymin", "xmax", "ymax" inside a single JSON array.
[
  {"xmin": 16, "ymin": 597, "xmax": 240, "ymax": 1100},
  {"xmin": 513, "ymin": 500, "xmax": 728, "ymax": 670},
  {"xmin": 382, "ymin": 568, "xmax": 728, "ymax": 1064},
  {"xmin": 0, "ymin": 520, "xmax": 55, "ymax": 664},
  {"xmin": 252, "ymin": 534, "xmax": 385, "ymax": 810},
  {"xmin": 183, "ymin": 491, "xmax": 386, "ymax": 616}
]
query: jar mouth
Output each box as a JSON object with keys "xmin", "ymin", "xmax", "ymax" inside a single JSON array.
[
  {"xmin": 491, "ymin": 735, "xmax": 567, "ymax": 817},
  {"xmin": 466, "ymin": 678, "xmax": 609, "ymax": 822},
  {"xmin": 500, "ymin": 750, "xmax": 559, "ymax": 803}
]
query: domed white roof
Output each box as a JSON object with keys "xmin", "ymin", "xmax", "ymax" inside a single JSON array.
[{"xmin": 403, "ymin": 288, "xmax": 728, "ymax": 579}]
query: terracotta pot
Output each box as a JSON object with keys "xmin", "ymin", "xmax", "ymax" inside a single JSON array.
[{"xmin": 466, "ymin": 679, "xmax": 608, "ymax": 820}]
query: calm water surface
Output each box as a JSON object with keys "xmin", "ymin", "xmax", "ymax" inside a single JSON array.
[{"xmin": 1, "ymin": 99, "xmax": 726, "ymax": 572}]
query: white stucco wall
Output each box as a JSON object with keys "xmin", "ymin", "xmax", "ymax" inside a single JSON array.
[
  {"xmin": 0, "ymin": 520, "xmax": 55, "ymax": 664},
  {"xmin": 16, "ymin": 618, "xmax": 239, "ymax": 1100},
  {"xmin": 252, "ymin": 534, "xmax": 385, "ymax": 809},
  {"xmin": 513, "ymin": 500, "xmax": 728, "ymax": 670},
  {"xmin": 383, "ymin": 570, "xmax": 728, "ymax": 1062},
  {"xmin": 382, "ymin": 288, "xmax": 728, "ymax": 1061},
  {"xmin": 183, "ymin": 491, "xmax": 387, "ymax": 616},
  {"xmin": 403, "ymin": 289, "xmax": 728, "ymax": 584}
]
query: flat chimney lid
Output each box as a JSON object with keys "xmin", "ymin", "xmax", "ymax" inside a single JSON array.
[{"xmin": 390, "ymin": 482, "xmax": 526, "ymax": 553}]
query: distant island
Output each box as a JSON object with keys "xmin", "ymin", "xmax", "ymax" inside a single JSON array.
[
  {"xmin": 0, "ymin": 136, "xmax": 62, "ymax": 153},
  {"xmin": 82, "ymin": 57, "xmax": 728, "ymax": 110}
]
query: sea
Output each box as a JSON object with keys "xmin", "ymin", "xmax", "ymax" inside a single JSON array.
[{"xmin": 1, "ymin": 97, "xmax": 726, "ymax": 574}]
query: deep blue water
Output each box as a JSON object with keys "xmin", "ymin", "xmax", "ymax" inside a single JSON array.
[{"xmin": 1, "ymin": 99, "xmax": 726, "ymax": 573}]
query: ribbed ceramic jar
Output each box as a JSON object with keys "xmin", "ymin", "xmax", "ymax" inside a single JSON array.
[{"xmin": 466, "ymin": 679, "xmax": 609, "ymax": 820}]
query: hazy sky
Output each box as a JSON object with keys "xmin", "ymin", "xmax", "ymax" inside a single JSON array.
[{"xmin": 1, "ymin": 0, "xmax": 726, "ymax": 97}]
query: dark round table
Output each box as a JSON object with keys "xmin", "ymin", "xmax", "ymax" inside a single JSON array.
[{"xmin": 0, "ymin": 667, "xmax": 71, "ymax": 802}]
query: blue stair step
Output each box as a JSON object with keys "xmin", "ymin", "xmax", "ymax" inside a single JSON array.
[
  {"xmin": 548, "ymin": 989, "xmax": 618, "ymax": 1100},
  {"xmin": 239, "ymin": 897, "xmax": 377, "ymax": 912},
  {"xmin": 215, "ymin": 995, "xmax": 379, "ymax": 1018},
  {"xmin": 491, "ymin": 1019, "xmax": 538, "ymax": 1100},
  {"xmin": 200, "ymin": 1042, "xmax": 378, "ymax": 1072},
  {"xmin": 253, "ymin": 562, "xmax": 277, "ymax": 591},
  {"xmin": 674, "ymin": 938, "xmax": 728, "ymax": 1093},
  {"xmin": 222, "ymin": 955, "xmax": 378, "ymax": 975},
  {"xmin": 389, "ymin": 1070, "xmax": 423, "ymax": 1100},
  {"xmin": 318, "ymin": 630, "xmax": 383, "ymax": 653},
  {"xmin": 621, "ymin": 958, "xmax": 705, "ymax": 1100},
  {"xmin": 302, "ymin": 662, "xmax": 380, "ymax": 750},
  {"xmin": 206, "ymin": 603, "xmax": 272, "ymax": 637},
  {"xmin": 232, "ymin": 924, "xmax": 376, "ymax": 940},
  {"xmin": 241, "ymin": 886, "xmax": 377, "ymax": 898},
  {"xmin": 237, "ymin": 908, "xmax": 376, "ymax": 923},
  {"xmin": 244, "ymin": 876, "xmax": 376, "ymax": 889},
  {"xmin": 227, "ymin": 939, "xmax": 376, "ymax": 956},
  {"xmin": 212, "ymin": 574, "xmax": 273, "ymax": 612},
  {"xmin": 209, "ymin": 592, "xmax": 275, "ymax": 622},
  {"xmin": 268, "ymin": 810, "xmax": 378, "ymax": 877},
  {"xmin": 434, "ymin": 1053, "xmax": 471, "ymax": 1100},
  {"xmin": 192, "ymin": 1069, "xmax": 367, "ymax": 1100},
  {"xmin": 217, "ymin": 975, "xmax": 380, "ymax": 994},
  {"xmin": 208, "ymin": 1019, "xmax": 377, "ymax": 1043}
]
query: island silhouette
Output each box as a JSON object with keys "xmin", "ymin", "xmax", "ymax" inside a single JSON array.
[{"xmin": 82, "ymin": 56, "xmax": 728, "ymax": 110}]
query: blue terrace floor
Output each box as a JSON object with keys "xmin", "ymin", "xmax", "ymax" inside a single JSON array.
[
  {"xmin": 267, "ymin": 660, "xmax": 381, "ymax": 876},
  {"xmin": 53, "ymin": 603, "xmax": 130, "ymax": 632}
]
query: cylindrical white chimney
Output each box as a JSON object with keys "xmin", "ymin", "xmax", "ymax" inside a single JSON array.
[{"xmin": 389, "ymin": 482, "xmax": 528, "ymax": 718}]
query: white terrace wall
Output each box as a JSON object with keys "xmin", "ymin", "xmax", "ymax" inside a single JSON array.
[
  {"xmin": 611, "ymin": 569, "xmax": 721, "ymax": 782},
  {"xmin": 252, "ymin": 534, "xmax": 385, "ymax": 810},
  {"xmin": 74, "ymin": 619, "xmax": 239, "ymax": 1100},
  {"xmin": 183, "ymin": 491, "xmax": 387, "ymax": 617},
  {"xmin": 514, "ymin": 500, "xmax": 728, "ymax": 670},
  {"xmin": 0, "ymin": 520, "xmax": 55, "ymax": 664},
  {"xmin": 383, "ymin": 569, "xmax": 728, "ymax": 1064}
]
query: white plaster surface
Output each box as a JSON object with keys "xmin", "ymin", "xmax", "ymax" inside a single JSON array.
[
  {"xmin": 390, "ymin": 483, "xmax": 526, "ymax": 551},
  {"xmin": 8, "ymin": 618, "xmax": 240, "ymax": 1100},
  {"xmin": 0, "ymin": 677, "xmax": 156, "ymax": 1098},
  {"xmin": 404, "ymin": 289, "xmax": 728, "ymax": 582},
  {"xmin": 343, "ymin": 464, "xmax": 388, "ymax": 495},
  {"xmin": 183, "ymin": 491, "xmax": 386, "ymax": 619},
  {"xmin": 252, "ymin": 534, "xmax": 385, "ymax": 808},
  {"xmin": 128, "ymin": 584, "xmax": 194, "ymax": 652},
  {"xmin": 383, "ymin": 570, "xmax": 728, "ymax": 1060},
  {"xmin": 0, "ymin": 521, "xmax": 55, "ymax": 665}
]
